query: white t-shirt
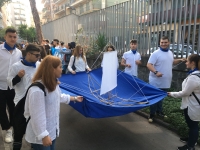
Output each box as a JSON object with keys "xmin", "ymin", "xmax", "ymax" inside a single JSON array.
[
  {"xmin": 148, "ymin": 49, "xmax": 174, "ymax": 88},
  {"xmin": 7, "ymin": 60, "xmax": 40, "ymax": 105},
  {"xmin": 122, "ymin": 50, "xmax": 141, "ymax": 76}
]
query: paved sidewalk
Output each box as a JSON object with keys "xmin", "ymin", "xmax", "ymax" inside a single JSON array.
[
  {"xmin": 0, "ymin": 129, "xmax": 31, "ymax": 150},
  {"xmin": 0, "ymin": 108, "xmax": 200, "ymax": 150}
]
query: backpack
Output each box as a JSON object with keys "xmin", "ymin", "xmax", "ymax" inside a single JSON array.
[
  {"xmin": 191, "ymin": 73, "xmax": 200, "ymax": 105},
  {"xmin": 13, "ymin": 82, "xmax": 46, "ymax": 135}
]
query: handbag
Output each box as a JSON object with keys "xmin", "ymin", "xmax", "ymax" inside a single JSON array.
[
  {"xmin": 72, "ymin": 56, "xmax": 76, "ymax": 70},
  {"xmin": 191, "ymin": 73, "xmax": 200, "ymax": 105}
]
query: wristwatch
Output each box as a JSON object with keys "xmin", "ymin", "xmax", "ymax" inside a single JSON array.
[{"xmin": 154, "ymin": 71, "xmax": 158, "ymax": 75}]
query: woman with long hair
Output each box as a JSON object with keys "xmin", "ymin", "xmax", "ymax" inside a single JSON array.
[
  {"xmin": 168, "ymin": 54, "xmax": 200, "ymax": 150},
  {"xmin": 24, "ymin": 55, "xmax": 83, "ymax": 150},
  {"xmin": 68, "ymin": 45, "xmax": 91, "ymax": 74}
]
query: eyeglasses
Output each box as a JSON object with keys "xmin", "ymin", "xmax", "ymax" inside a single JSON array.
[{"xmin": 30, "ymin": 53, "xmax": 41, "ymax": 58}]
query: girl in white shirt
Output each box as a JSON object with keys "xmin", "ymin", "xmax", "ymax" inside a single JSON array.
[
  {"xmin": 68, "ymin": 45, "xmax": 91, "ymax": 74},
  {"xmin": 24, "ymin": 55, "xmax": 83, "ymax": 150},
  {"xmin": 168, "ymin": 54, "xmax": 200, "ymax": 150}
]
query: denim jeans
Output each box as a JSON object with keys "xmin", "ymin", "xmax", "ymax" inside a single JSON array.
[
  {"xmin": 184, "ymin": 108, "xmax": 199, "ymax": 148},
  {"xmin": 150, "ymin": 88, "xmax": 168, "ymax": 115},
  {"xmin": 32, "ymin": 139, "xmax": 56, "ymax": 150}
]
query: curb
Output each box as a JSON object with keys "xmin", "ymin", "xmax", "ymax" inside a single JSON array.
[{"xmin": 135, "ymin": 110, "xmax": 178, "ymax": 133}]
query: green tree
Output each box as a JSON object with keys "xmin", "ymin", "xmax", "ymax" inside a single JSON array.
[
  {"xmin": 0, "ymin": 0, "xmax": 11, "ymax": 8},
  {"xmin": 18, "ymin": 24, "xmax": 36, "ymax": 42}
]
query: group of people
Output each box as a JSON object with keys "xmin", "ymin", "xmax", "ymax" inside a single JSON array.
[
  {"xmin": 120, "ymin": 37, "xmax": 199, "ymax": 150},
  {"xmin": 0, "ymin": 27, "xmax": 199, "ymax": 150},
  {"xmin": 0, "ymin": 28, "xmax": 83, "ymax": 150}
]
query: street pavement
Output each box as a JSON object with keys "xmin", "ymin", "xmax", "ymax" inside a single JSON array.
[{"xmin": 0, "ymin": 104, "xmax": 199, "ymax": 150}]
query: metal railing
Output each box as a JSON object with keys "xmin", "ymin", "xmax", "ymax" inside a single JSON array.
[{"xmin": 42, "ymin": 0, "xmax": 200, "ymax": 58}]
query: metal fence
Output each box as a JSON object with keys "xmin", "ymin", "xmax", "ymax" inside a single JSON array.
[{"xmin": 42, "ymin": 0, "xmax": 200, "ymax": 57}]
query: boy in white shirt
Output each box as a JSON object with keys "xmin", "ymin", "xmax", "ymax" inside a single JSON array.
[
  {"xmin": 7, "ymin": 44, "xmax": 41, "ymax": 150},
  {"xmin": 0, "ymin": 28, "xmax": 22, "ymax": 143},
  {"xmin": 147, "ymin": 36, "xmax": 185, "ymax": 123},
  {"xmin": 121, "ymin": 39, "xmax": 141, "ymax": 77}
]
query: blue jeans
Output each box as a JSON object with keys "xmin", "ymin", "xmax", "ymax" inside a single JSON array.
[
  {"xmin": 184, "ymin": 108, "xmax": 199, "ymax": 147},
  {"xmin": 150, "ymin": 88, "xmax": 168, "ymax": 115},
  {"xmin": 32, "ymin": 139, "xmax": 56, "ymax": 150}
]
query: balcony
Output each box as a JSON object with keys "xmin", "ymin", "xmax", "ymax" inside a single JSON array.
[
  {"xmin": 92, "ymin": 3, "xmax": 101, "ymax": 10},
  {"xmin": 43, "ymin": 14, "xmax": 51, "ymax": 19},
  {"xmin": 54, "ymin": 4, "xmax": 66, "ymax": 15},
  {"xmin": 53, "ymin": 0, "xmax": 65, "ymax": 4},
  {"xmin": 15, "ymin": 16, "xmax": 26, "ymax": 21},
  {"xmin": 14, "ymin": 11, "xmax": 20, "ymax": 15},
  {"xmin": 44, "ymin": 0, "xmax": 50, "ymax": 7},
  {"xmin": 70, "ymin": 0, "xmax": 83, "ymax": 7},
  {"xmin": 14, "ymin": 6, "xmax": 23, "ymax": 10}
]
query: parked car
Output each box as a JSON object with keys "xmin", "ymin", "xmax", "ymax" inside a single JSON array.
[
  {"xmin": 147, "ymin": 47, "xmax": 159, "ymax": 54},
  {"xmin": 170, "ymin": 44, "xmax": 196, "ymax": 58}
]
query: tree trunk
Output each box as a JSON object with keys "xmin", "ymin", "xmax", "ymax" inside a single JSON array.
[{"xmin": 29, "ymin": 0, "xmax": 43, "ymax": 44}]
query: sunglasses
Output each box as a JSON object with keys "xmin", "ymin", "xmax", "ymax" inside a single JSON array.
[{"xmin": 30, "ymin": 53, "xmax": 41, "ymax": 58}]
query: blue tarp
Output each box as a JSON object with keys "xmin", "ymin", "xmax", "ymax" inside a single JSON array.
[{"xmin": 59, "ymin": 68, "xmax": 167, "ymax": 118}]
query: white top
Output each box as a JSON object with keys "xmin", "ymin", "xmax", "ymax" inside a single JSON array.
[
  {"xmin": 7, "ymin": 61, "xmax": 40, "ymax": 105},
  {"xmin": 148, "ymin": 49, "xmax": 174, "ymax": 88},
  {"xmin": 0, "ymin": 44, "xmax": 22, "ymax": 90},
  {"xmin": 170, "ymin": 71, "xmax": 200, "ymax": 121},
  {"xmin": 24, "ymin": 84, "xmax": 70, "ymax": 144},
  {"xmin": 122, "ymin": 50, "xmax": 141, "ymax": 76},
  {"xmin": 68, "ymin": 55, "xmax": 89, "ymax": 72}
]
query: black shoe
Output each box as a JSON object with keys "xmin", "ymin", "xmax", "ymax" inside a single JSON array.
[
  {"xmin": 156, "ymin": 112, "xmax": 167, "ymax": 118},
  {"xmin": 180, "ymin": 137, "xmax": 188, "ymax": 143},
  {"xmin": 177, "ymin": 145, "xmax": 195, "ymax": 150},
  {"xmin": 148, "ymin": 114, "xmax": 154, "ymax": 123},
  {"xmin": 180, "ymin": 137, "xmax": 197, "ymax": 145}
]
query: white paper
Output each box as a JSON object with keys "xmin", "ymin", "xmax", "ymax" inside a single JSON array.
[{"xmin": 100, "ymin": 51, "xmax": 118, "ymax": 95}]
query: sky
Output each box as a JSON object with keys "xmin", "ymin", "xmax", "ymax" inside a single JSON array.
[
  {"xmin": 24, "ymin": 0, "xmax": 43, "ymax": 12},
  {"xmin": 36, "ymin": 0, "xmax": 44, "ymax": 12}
]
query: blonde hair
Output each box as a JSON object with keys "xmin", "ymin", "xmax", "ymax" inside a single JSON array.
[
  {"xmin": 32, "ymin": 55, "xmax": 61, "ymax": 92},
  {"xmin": 73, "ymin": 45, "xmax": 86, "ymax": 62}
]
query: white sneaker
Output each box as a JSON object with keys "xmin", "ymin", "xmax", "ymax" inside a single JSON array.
[{"xmin": 5, "ymin": 129, "xmax": 13, "ymax": 143}]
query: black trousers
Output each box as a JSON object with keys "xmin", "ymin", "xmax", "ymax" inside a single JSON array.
[
  {"xmin": 0, "ymin": 88, "xmax": 15, "ymax": 130},
  {"xmin": 184, "ymin": 108, "xmax": 199, "ymax": 147}
]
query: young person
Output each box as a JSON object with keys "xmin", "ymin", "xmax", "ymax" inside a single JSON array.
[
  {"xmin": 7, "ymin": 44, "xmax": 41, "ymax": 150},
  {"xmin": 0, "ymin": 28, "xmax": 22, "ymax": 143},
  {"xmin": 24, "ymin": 55, "xmax": 83, "ymax": 150},
  {"xmin": 121, "ymin": 39, "xmax": 141, "ymax": 77},
  {"xmin": 147, "ymin": 36, "xmax": 186, "ymax": 123},
  {"xmin": 68, "ymin": 45, "xmax": 91, "ymax": 74},
  {"xmin": 168, "ymin": 54, "xmax": 200, "ymax": 150}
]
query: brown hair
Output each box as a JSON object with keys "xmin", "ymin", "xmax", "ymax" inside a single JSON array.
[
  {"xmin": 130, "ymin": 39, "xmax": 137, "ymax": 44},
  {"xmin": 188, "ymin": 54, "xmax": 200, "ymax": 70},
  {"xmin": 73, "ymin": 45, "xmax": 86, "ymax": 62},
  {"xmin": 32, "ymin": 55, "xmax": 61, "ymax": 92},
  {"xmin": 106, "ymin": 45, "xmax": 115, "ymax": 51},
  {"xmin": 38, "ymin": 45, "xmax": 47, "ymax": 59},
  {"xmin": 160, "ymin": 36, "xmax": 170, "ymax": 41}
]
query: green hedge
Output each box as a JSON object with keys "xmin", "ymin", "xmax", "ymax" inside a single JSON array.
[{"xmin": 141, "ymin": 96, "xmax": 200, "ymax": 143}]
